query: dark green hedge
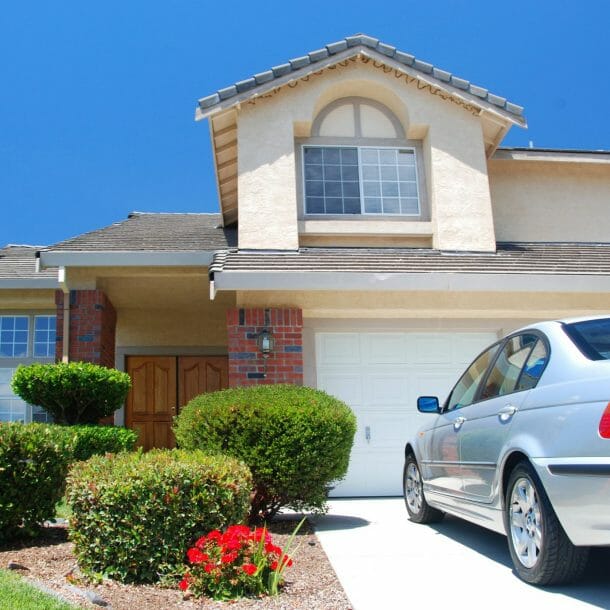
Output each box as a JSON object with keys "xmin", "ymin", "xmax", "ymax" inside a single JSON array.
[
  {"xmin": 66, "ymin": 449, "xmax": 252, "ymax": 583},
  {"xmin": 174, "ymin": 384, "xmax": 357, "ymax": 522},
  {"xmin": 11, "ymin": 362, "xmax": 131, "ymax": 425},
  {"xmin": 0, "ymin": 423, "xmax": 70, "ymax": 541}
]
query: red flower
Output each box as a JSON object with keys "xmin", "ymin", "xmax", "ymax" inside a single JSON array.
[
  {"xmin": 186, "ymin": 548, "xmax": 208, "ymax": 565},
  {"xmin": 221, "ymin": 552, "xmax": 238, "ymax": 564},
  {"xmin": 270, "ymin": 560, "xmax": 279, "ymax": 571},
  {"xmin": 204, "ymin": 563, "xmax": 216, "ymax": 573},
  {"xmin": 242, "ymin": 563, "xmax": 257, "ymax": 576},
  {"xmin": 194, "ymin": 536, "xmax": 207, "ymax": 549},
  {"xmin": 265, "ymin": 542, "xmax": 281, "ymax": 555},
  {"xmin": 178, "ymin": 578, "xmax": 189, "ymax": 591},
  {"xmin": 206, "ymin": 530, "xmax": 222, "ymax": 542},
  {"xmin": 252, "ymin": 527, "xmax": 271, "ymax": 543}
]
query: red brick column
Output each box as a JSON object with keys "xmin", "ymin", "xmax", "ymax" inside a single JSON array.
[
  {"xmin": 55, "ymin": 289, "xmax": 117, "ymax": 368},
  {"xmin": 227, "ymin": 308, "xmax": 303, "ymax": 387}
]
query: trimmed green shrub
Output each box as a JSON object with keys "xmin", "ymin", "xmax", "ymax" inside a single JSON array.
[
  {"xmin": 66, "ymin": 449, "xmax": 252, "ymax": 583},
  {"xmin": 62, "ymin": 425, "xmax": 137, "ymax": 462},
  {"xmin": 0, "ymin": 423, "xmax": 71, "ymax": 541},
  {"xmin": 174, "ymin": 384, "xmax": 357, "ymax": 522},
  {"xmin": 11, "ymin": 362, "xmax": 131, "ymax": 424}
]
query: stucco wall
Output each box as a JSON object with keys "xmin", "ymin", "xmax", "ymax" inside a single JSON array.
[
  {"xmin": 489, "ymin": 159, "xmax": 610, "ymax": 242},
  {"xmin": 236, "ymin": 59, "xmax": 496, "ymax": 252},
  {"xmin": 0, "ymin": 289, "xmax": 56, "ymax": 310},
  {"xmin": 236, "ymin": 289, "xmax": 610, "ymax": 321}
]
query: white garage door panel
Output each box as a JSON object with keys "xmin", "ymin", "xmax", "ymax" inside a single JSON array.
[{"xmin": 316, "ymin": 331, "xmax": 497, "ymax": 497}]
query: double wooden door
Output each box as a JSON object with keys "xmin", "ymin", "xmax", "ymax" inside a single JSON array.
[{"xmin": 125, "ymin": 356, "xmax": 228, "ymax": 450}]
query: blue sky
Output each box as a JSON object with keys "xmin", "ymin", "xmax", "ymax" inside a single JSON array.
[{"xmin": 1, "ymin": 0, "xmax": 609, "ymax": 247}]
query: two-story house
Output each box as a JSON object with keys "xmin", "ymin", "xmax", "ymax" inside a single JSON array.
[{"xmin": 2, "ymin": 34, "xmax": 610, "ymax": 496}]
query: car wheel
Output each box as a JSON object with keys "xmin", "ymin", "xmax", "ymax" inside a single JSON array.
[
  {"xmin": 505, "ymin": 461, "xmax": 589, "ymax": 585},
  {"xmin": 403, "ymin": 453, "xmax": 444, "ymax": 524}
]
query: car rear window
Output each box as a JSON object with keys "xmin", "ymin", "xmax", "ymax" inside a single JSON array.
[{"xmin": 563, "ymin": 318, "xmax": 610, "ymax": 360}]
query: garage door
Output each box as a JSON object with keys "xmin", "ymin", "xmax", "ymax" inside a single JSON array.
[{"xmin": 315, "ymin": 331, "xmax": 497, "ymax": 497}]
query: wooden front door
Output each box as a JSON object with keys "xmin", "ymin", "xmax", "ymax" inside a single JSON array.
[{"xmin": 126, "ymin": 355, "xmax": 228, "ymax": 450}]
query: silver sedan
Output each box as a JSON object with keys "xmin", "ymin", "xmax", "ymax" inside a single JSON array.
[{"xmin": 403, "ymin": 315, "xmax": 610, "ymax": 585}]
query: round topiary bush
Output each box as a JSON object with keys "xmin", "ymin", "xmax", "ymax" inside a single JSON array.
[
  {"xmin": 66, "ymin": 449, "xmax": 252, "ymax": 583},
  {"xmin": 0, "ymin": 423, "xmax": 72, "ymax": 541},
  {"xmin": 174, "ymin": 384, "xmax": 357, "ymax": 522},
  {"xmin": 11, "ymin": 362, "xmax": 131, "ymax": 424}
]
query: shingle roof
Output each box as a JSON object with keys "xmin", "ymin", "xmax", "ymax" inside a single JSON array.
[
  {"xmin": 0, "ymin": 245, "xmax": 56, "ymax": 280},
  {"xmin": 198, "ymin": 33, "xmax": 524, "ymax": 121},
  {"xmin": 210, "ymin": 243, "xmax": 610, "ymax": 276},
  {"xmin": 45, "ymin": 213, "xmax": 237, "ymax": 252}
]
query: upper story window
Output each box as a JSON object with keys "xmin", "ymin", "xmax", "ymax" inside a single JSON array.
[
  {"xmin": 0, "ymin": 315, "xmax": 56, "ymax": 359},
  {"xmin": 299, "ymin": 97, "xmax": 427, "ymax": 220},
  {"xmin": 303, "ymin": 145, "xmax": 419, "ymax": 216}
]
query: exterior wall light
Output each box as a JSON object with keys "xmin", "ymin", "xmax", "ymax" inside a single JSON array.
[
  {"xmin": 257, "ymin": 329, "xmax": 274, "ymax": 378},
  {"xmin": 257, "ymin": 329, "xmax": 275, "ymax": 356}
]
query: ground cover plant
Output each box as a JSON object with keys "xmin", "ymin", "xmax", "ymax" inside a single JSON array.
[
  {"xmin": 11, "ymin": 362, "xmax": 131, "ymax": 424},
  {"xmin": 174, "ymin": 384, "xmax": 357, "ymax": 522},
  {"xmin": 66, "ymin": 449, "xmax": 252, "ymax": 583},
  {"xmin": 0, "ymin": 569, "xmax": 77, "ymax": 610}
]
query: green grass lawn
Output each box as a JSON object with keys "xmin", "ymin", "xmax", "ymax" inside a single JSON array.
[{"xmin": 0, "ymin": 569, "xmax": 78, "ymax": 610}]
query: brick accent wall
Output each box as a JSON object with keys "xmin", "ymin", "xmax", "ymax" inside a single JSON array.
[
  {"xmin": 55, "ymin": 290, "xmax": 117, "ymax": 368},
  {"xmin": 227, "ymin": 308, "xmax": 303, "ymax": 387}
]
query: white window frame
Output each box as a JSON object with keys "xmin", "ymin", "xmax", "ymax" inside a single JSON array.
[{"xmin": 301, "ymin": 144, "xmax": 422, "ymax": 218}]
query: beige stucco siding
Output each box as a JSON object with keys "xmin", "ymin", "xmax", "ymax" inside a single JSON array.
[
  {"xmin": 236, "ymin": 289, "xmax": 610, "ymax": 321},
  {"xmin": 236, "ymin": 60, "xmax": 497, "ymax": 252},
  {"xmin": 489, "ymin": 159, "xmax": 610, "ymax": 242},
  {"xmin": 0, "ymin": 289, "xmax": 56, "ymax": 310}
]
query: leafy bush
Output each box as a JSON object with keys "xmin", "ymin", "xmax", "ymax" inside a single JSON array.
[
  {"xmin": 11, "ymin": 362, "xmax": 131, "ymax": 424},
  {"xmin": 63, "ymin": 425, "xmax": 137, "ymax": 462},
  {"xmin": 174, "ymin": 384, "xmax": 357, "ymax": 522},
  {"xmin": 66, "ymin": 449, "xmax": 252, "ymax": 583},
  {"xmin": 0, "ymin": 423, "xmax": 71, "ymax": 541}
]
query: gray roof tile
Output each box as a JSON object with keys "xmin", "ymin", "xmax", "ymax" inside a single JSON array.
[
  {"xmin": 210, "ymin": 243, "xmax": 610, "ymax": 276},
  {"xmin": 0, "ymin": 245, "xmax": 56, "ymax": 280},
  {"xmin": 197, "ymin": 34, "xmax": 525, "ymax": 121},
  {"xmin": 44, "ymin": 213, "xmax": 236, "ymax": 253}
]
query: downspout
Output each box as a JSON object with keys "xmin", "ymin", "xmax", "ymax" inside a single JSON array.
[{"xmin": 57, "ymin": 267, "xmax": 70, "ymax": 363}]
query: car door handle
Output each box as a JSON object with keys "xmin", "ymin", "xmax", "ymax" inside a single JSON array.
[
  {"xmin": 498, "ymin": 405, "xmax": 517, "ymax": 422},
  {"xmin": 453, "ymin": 416, "xmax": 466, "ymax": 430}
]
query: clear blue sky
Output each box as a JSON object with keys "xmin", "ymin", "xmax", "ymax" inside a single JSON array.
[{"xmin": 1, "ymin": 0, "xmax": 609, "ymax": 247}]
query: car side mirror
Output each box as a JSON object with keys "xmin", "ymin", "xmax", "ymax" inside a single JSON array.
[{"xmin": 417, "ymin": 396, "xmax": 440, "ymax": 413}]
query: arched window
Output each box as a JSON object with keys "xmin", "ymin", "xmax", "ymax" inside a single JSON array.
[{"xmin": 301, "ymin": 97, "xmax": 424, "ymax": 217}]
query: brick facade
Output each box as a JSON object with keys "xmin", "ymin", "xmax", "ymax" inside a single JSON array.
[
  {"xmin": 227, "ymin": 308, "xmax": 303, "ymax": 387},
  {"xmin": 55, "ymin": 289, "xmax": 117, "ymax": 368}
]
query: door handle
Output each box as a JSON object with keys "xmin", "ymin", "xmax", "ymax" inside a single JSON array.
[
  {"xmin": 497, "ymin": 405, "xmax": 517, "ymax": 422},
  {"xmin": 453, "ymin": 416, "xmax": 466, "ymax": 430},
  {"xmin": 365, "ymin": 426, "xmax": 371, "ymax": 443}
]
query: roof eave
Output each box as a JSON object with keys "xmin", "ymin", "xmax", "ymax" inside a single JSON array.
[
  {"xmin": 39, "ymin": 250, "xmax": 216, "ymax": 269},
  {"xmin": 211, "ymin": 270, "xmax": 610, "ymax": 293},
  {"xmin": 196, "ymin": 46, "xmax": 526, "ymax": 128}
]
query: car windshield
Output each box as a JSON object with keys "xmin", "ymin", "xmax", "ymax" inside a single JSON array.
[{"xmin": 563, "ymin": 318, "xmax": 610, "ymax": 360}]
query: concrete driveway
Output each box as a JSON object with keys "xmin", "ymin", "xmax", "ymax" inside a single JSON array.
[{"xmin": 312, "ymin": 498, "xmax": 610, "ymax": 610}]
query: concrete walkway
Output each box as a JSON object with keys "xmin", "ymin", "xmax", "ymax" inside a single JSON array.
[{"xmin": 312, "ymin": 498, "xmax": 610, "ymax": 610}]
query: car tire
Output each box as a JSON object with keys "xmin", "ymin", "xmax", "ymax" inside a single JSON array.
[
  {"xmin": 403, "ymin": 453, "xmax": 444, "ymax": 524},
  {"xmin": 505, "ymin": 461, "xmax": 589, "ymax": 585}
]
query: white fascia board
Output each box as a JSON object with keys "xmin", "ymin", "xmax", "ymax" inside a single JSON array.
[
  {"xmin": 212, "ymin": 271, "xmax": 610, "ymax": 293},
  {"xmin": 0, "ymin": 278, "xmax": 59, "ymax": 289},
  {"xmin": 39, "ymin": 251, "xmax": 215, "ymax": 268}
]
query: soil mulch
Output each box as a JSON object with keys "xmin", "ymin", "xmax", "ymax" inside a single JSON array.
[{"xmin": 0, "ymin": 518, "xmax": 352, "ymax": 610}]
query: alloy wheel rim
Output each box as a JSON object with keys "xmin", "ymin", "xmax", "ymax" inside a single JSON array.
[
  {"xmin": 405, "ymin": 462, "xmax": 423, "ymax": 513},
  {"xmin": 509, "ymin": 477, "xmax": 542, "ymax": 568}
]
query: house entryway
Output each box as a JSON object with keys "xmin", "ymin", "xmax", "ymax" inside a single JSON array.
[{"xmin": 125, "ymin": 355, "xmax": 228, "ymax": 450}]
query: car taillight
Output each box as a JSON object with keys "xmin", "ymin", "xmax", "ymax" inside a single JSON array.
[{"xmin": 599, "ymin": 403, "xmax": 610, "ymax": 439}]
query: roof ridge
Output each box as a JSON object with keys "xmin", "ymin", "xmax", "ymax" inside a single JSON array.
[{"xmin": 196, "ymin": 33, "xmax": 524, "ymax": 120}]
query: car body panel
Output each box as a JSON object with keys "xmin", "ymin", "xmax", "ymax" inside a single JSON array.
[{"xmin": 406, "ymin": 317, "xmax": 610, "ymax": 548}]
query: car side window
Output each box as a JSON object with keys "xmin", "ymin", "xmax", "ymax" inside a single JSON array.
[
  {"xmin": 479, "ymin": 334, "xmax": 538, "ymax": 400},
  {"xmin": 446, "ymin": 344, "xmax": 500, "ymax": 411},
  {"xmin": 516, "ymin": 339, "xmax": 548, "ymax": 391}
]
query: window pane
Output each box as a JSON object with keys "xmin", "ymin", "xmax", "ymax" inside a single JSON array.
[
  {"xmin": 343, "ymin": 182, "xmax": 360, "ymax": 198},
  {"xmin": 362, "ymin": 165, "xmax": 380, "ymax": 181},
  {"xmin": 361, "ymin": 149, "xmax": 378, "ymax": 163},
  {"xmin": 306, "ymin": 197, "xmax": 325, "ymax": 214},
  {"xmin": 344, "ymin": 198, "xmax": 361, "ymax": 214},
  {"xmin": 1, "ymin": 318, "xmax": 14, "ymax": 330},
  {"xmin": 0, "ymin": 369, "xmax": 28, "ymax": 423},
  {"xmin": 363, "ymin": 182, "xmax": 381, "ymax": 197},
  {"xmin": 0, "ymin": 317, "xmax": 30, "ymax": 358},
  {"xmin": 480, "ymin": 335, "xmax": 537, "ymax": 400},
  {"xmin": 398, "ymin": 165, "xmax": 417, "ymax": 181},
  {"xmin": 14, "ymin": 317, "xmax": 28, "ymax": 331},
  {"xmin": 325, "ymin": 181, "xmax": 342, "ymax": 197},
  {"xmin": 448, "ymin": 344, "xmax": 500, "ymax": 410},
  {"xmin": 380, "ymin": 165, "xmax": 398, "ymax": 181},
  {"xmin": 400, "ymin": 198, "xmax": 420, "ymax": 214},
  {"xmin": 306, "ymin": 180, "xmax": 324, "ymax": 196},
  {"xmin": 564, "ymin": 318, "xmax": 610, "ymax": 360},
  {"xmin": 364, "ymin": 198, "xmax": 382, "ymax": 213},
  {"xmin": 323, "ymin": 148, "xmax": 341, "ymax": 164},
  {"xmin": 383, "ymin": 198, "xmax": 400, "ymax": 214},
  {"xmin": 326, "ymin": 198, "xmax": 343, "ymax": 214},
  {"xmin": 323, "ymin": 165, "xmax": 341, "ymax": 181},
  {"xmin": 341, "ymin": 148, "xmax": 358, "ymax": 164},
  {"xmin": 341, "ymin": 165, "xmax": 359, "ymax": 181},
  {"xmin": 379, "ymin": 149, "xmax": 396, "ymax": 164},
  {"xmin": 397, "ymin": 150, "xmax": 415, "ymax": 165},
  {"xmin": 381, "ymin": 182, "xmax": 399, "ymax": 197},
  {"xmin": 304, "ymin": 147, "xmax": 322, "ymax": 163},
  {"xmin": 305, "ymin": 164, "xmax": 323, "ymax": 180}
]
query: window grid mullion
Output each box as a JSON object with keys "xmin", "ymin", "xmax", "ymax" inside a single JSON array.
[{"xmin": 357, "ymin": 147, "xmax": 365, "ymax": 214}]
